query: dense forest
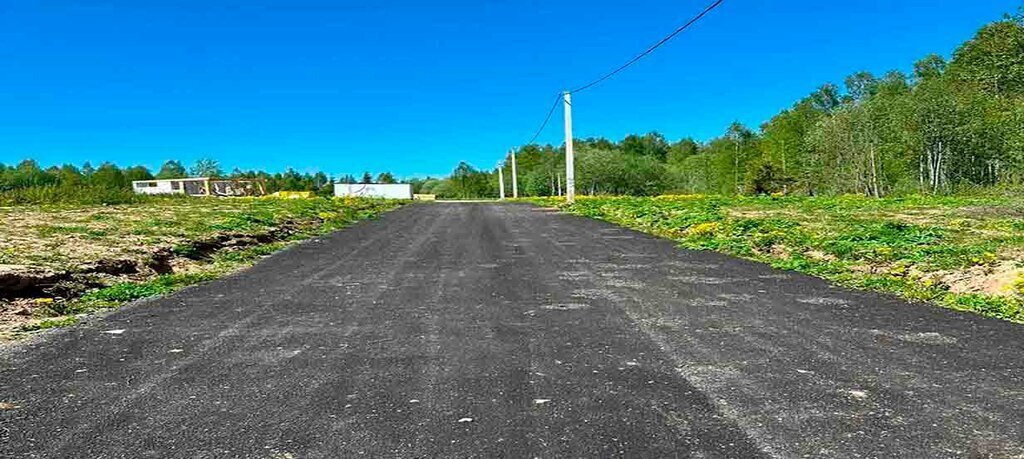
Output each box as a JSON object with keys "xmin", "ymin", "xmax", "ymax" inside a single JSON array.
[
  {"xmin": 3, "ymin": 13, "xmax": 1022, "ymax": 202},
  {"xmin": 434, "ymin": 12, "xmax": 1024, "ymax": 199}
]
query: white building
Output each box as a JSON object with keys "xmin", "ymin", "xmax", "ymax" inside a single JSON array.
[
  {"xmin": 132, "ymin": 178, "xmax": 265, "ymax": 196},
  {"xmin": 334, "ymin": 183, "xmax": 413, "ymax": 199}
]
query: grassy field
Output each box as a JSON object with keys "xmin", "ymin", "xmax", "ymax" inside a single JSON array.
[
  {"xmin": 531, "ymin": 194, "xmax": 1024, "ymax": 324},
  {"xmin": 0, "ymin": 196, "xmax": 403, "ymax": 337}
]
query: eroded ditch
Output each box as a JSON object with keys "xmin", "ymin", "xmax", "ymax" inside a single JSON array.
[{"xmin": 0, "ymin": 224, "xmax": 301, "ymax": 325}]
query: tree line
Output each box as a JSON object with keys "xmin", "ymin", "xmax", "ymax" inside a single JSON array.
[
  {"xmin": 429, "ymin": 12, "xmax": 1024, "ymax": 198},
  {"xmin": 0, "ymin": 157, "xmax": 409, "ymax": 199}
]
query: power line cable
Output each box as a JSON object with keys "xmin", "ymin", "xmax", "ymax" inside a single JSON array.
[
  {"xmin": 511, "ymin": 0, "xmax": 723, "ymax": 153},
  {"xmin": 568, "ymin": 0, "xmax": 724, "ymax": 94},
  {"xmin": 521, "ymin": 93, "xmax": 563, "ymax": 147}
]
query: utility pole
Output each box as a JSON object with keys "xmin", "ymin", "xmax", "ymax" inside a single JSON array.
[
  {"xmin": 510, "ymin": 148, "xmax": 519, "ymax": 198},
  {"xmin": 498, "ymin": 163, "xmax": 506, "ymax": 200},
  {"xmin": 563, "ymin": 91, "xmax": 575, "ymax": 203}
]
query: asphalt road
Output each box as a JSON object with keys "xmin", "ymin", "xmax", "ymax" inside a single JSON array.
[{"xmin": 2, "ymin": 203, "xmax": 1023, "ymax": 458}]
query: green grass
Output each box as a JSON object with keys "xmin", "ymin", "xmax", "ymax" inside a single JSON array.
[
  {"xmin": 212, "ymin": 242, "xmax": 289, "ymax": 264},
  {"xmin": 23, "ymin": 272, "xmax": 225, "ymax": 321},
  {"xmin": 1, "ymin": 196, "xmax": 403, "ymax": 271},
  {"xmin": 81, "ymin": 273, "xmax": 219, "ymax": 304},
  {"xmin": 36, "ymin": 224, "xmax": 109, "ymax": 238},
  {"xmin": 531, "ymin": 194, "xmax": 1024, "ymax": 324},
  {"xmin": 20, "ymin": 316, "xmax": 80, "ymax": 332}
]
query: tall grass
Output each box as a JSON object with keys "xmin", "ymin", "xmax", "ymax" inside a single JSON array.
[{"xmin": 0, "ymin": 185, "xmax": 152, "ymax": 206}]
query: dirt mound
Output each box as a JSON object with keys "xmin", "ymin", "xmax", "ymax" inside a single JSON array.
[{"xmin": 935, "ymin": 261, "xmax": 1023, "ymax": 297}]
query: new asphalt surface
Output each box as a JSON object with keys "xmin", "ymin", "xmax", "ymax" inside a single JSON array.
[{"xmin": 2, "ymin": 203, "xmax": 1023, "ymax": 458}]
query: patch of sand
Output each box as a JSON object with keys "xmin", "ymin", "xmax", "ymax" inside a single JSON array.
[{"xmin": 935, "ymin": 261, "xmax": 1023, "ymax": 297}]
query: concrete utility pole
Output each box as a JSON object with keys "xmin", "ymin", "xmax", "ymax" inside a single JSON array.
[
  {"xmin": 510, "ymin": 149, "xmax": 519, "ymax": 198},
  {"xmin": 498, "ymin": 163, "xmax": 506, "ymax": 200},
  {"xmin": 563, "ymin": 91, "xmax": 575, "ymax": 203}
]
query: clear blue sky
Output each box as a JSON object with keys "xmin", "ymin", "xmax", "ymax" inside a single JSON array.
[{"xmin": 0, "ymin": 0, "xmax": 1017, "ymax": 178}]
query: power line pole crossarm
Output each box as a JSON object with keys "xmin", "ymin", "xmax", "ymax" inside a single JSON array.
[{"xmin": 563, "ymin": 91, "xmax": 575, "ymax": 203}]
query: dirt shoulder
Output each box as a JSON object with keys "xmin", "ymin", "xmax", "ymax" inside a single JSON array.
[{"xmin": 0, "ymin": 197, "xmax": 403, "ymax": 338}]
